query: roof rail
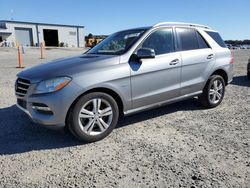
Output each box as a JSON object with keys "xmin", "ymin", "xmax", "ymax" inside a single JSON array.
[{"xmin": 153, "ymin": 22, "xmax": 211, "ymax": 29}]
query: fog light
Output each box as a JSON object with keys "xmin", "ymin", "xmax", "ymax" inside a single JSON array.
[{"xmin": 32, "ymin": 103, "xmax": 53, "ymax": 115}]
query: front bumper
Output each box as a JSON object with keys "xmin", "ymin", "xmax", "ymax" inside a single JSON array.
[{"xmin": 16, "ymin": 80, "xmax": 82, "ymax": 129}]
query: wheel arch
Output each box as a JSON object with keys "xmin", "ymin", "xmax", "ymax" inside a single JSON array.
[
  {"xmin": 65, "ymin": 87, "xmax": 124, "ymax": 127},
  {"xmin": 210, "ymin": 69, "xmax": 228, "ymax": 85}
]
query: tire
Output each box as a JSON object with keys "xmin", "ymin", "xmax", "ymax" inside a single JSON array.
[
  {"xmin": 199, "ymin": 75, "xmax": 225, "ymax": 108},
  {"xmin": 69, "ymin": 92, "xmax": 119, "ymax": 142}
]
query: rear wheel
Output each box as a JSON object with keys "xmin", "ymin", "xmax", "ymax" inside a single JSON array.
[
  {"xmin": 69, "ymin": 92, "xmax": 119, "ymax": 142},
  {"xmin": 199, "ymin": 75, "xmax": 225, "ymax": 108}
]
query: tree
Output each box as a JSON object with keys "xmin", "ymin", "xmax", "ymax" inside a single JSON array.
[
  {"xmin": 88, "ymin": 33, "xmax": 94, "ymax": 39},
  {"xmin": 225, "ymin": 40, "xmax": 250, "ymax": 45}
]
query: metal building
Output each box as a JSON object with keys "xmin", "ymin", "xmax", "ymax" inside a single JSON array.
[{"xmin": 0, "ymin": 20, "xmax": 84, "ymax": 47}]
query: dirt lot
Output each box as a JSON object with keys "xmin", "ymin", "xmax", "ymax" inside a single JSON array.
[{"xmin": 0, "ymin": 48, "xmax": 249, "ymax": 187}]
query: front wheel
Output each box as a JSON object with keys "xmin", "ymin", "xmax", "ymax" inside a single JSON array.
[
  {"xmin": 69, "ymin": 92, "xmax": 119, "ymax": 142},
  {"xmin": 199, "ymin": 75, "xmax": 225, "ymax": 108}
]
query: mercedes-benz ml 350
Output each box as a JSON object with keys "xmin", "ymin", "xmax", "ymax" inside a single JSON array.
[{"xmin": 15, "ymin": 22, "xmax": 234, "ymax": 142}]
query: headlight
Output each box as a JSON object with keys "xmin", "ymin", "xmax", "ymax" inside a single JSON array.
[{"xmin": 35, "ymin": 77, "xmax": 71, "ymax": 94}]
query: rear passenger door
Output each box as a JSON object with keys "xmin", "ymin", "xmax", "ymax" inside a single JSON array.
[{"xmin": 176, "ymin": 28, "xmax": 216, "ymax": 96}]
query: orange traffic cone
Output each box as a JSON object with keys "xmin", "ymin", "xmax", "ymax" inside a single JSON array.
[{"xmin": 16, "ymin": 45, "xmax": 24, "ymax": 68}]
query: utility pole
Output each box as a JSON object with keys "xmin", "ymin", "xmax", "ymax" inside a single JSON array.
[{"xmin": 10, "ymin": 9, "xmax": 14, "ymax": 21}]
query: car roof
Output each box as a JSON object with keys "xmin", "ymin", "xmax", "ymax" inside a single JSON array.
[
  {"xmin": 153, "ymin": 22, "xmax": 212, "ymax": 30},
  {"xmin": 116, "ymin": 22, "xmax": 216, "ymax": 34}
]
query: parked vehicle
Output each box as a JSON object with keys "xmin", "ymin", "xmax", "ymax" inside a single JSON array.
[
  {"xmin": 231, "ymin": 45, "xmax": 240, "ymax": 50},
  {"xmin": 15, "ymin": 22, "xmax": 234, "ymax": 142}
]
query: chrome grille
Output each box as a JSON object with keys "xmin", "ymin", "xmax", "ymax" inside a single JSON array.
[{"xmin": 15, "ymin": 78, "xmax": 30, "ymax": 97}]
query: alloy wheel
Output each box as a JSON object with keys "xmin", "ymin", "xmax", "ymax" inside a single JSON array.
[
  {"xmin": 78, "ymin": 98, "xmax": 113, "ymax": 136},
  {"xmin": 209, "ymin": 79, "xmax": 224, "ymax": 104}
]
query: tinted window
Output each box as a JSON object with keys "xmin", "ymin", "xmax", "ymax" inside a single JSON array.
[
  {"xmin": 177, "ymin": 28, "xmax": 199, "ymax": 51},
  {"xmin": 205, "ymin": 31, "xmax": 226, "ymax": 48},
  {"xmin": 196, "ymin": 32, "xmax": 210, "ymax": 49},
  {"xmin": 141, "ymin": 29, "xmax": 174, "ymax": 55}
]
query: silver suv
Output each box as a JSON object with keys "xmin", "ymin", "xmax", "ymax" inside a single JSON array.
[{"xmin": 15, "ymin": 22, "xmax": 234, "ymax": 142}]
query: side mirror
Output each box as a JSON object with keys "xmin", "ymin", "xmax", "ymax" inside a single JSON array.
[{"xmin": 136, "ymin": 48, "xmax": 155, "ymax": 59}]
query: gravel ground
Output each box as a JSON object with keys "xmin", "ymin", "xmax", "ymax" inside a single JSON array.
[{"xmin": 0, "ymin": 48, "xmax": 249, "ymax": 187}]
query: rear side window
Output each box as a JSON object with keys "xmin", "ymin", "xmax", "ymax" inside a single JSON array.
[
  {"xmin": 176, "ymin": 28, "xmax": 210, "ymax": 51},
  {"xmin": 205, "ymin": 31, "xmax": 226, "ymax": 48}
]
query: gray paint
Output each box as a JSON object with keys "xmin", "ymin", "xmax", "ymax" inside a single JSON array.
[{"xmin": 16, "ymin": 22, "xmax": 233, "ymax": 128}]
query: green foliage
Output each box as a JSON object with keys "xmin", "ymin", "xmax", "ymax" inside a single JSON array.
[
  {"xmin": 88, "ymin": 33, "xmax": 94, "ymax": 38},
  {"xmin": 225, "ymin": 40, "xmax": 250, "ymax": 45}
]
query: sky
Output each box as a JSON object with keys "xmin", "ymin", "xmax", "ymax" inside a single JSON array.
[{"xmin": 0, "ymin": 0, "xmax": 249, "ymax": 40}]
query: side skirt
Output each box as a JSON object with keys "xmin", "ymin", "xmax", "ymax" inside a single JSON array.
[{"xmin": 124, "ymin": 91, "xmax": 202, "ymax": 116}]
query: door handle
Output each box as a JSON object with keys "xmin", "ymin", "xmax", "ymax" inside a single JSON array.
[
  {"xmin": 207, "ymin": 54, "xmax": 214, "ymax": 59},
  {"xmin": 169, "ymin": 59, "xmax": 179, "ymax": 65}
]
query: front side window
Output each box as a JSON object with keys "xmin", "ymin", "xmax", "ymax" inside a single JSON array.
[
  {"xmin": 87, "ymin": 29, "xmax": 147, "ymax": 55},
  {"xmin": 141, "ymin": 28, "xmax": 174, "ymax": 55}
]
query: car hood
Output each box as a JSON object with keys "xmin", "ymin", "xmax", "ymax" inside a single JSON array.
[{"xmin": 17, "ymin": 54, "xmax": 120, "ymax": 83}]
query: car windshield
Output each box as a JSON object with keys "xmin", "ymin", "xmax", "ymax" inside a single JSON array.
[{"xmin": 87, "ymin": 29, "xmax": 147, "ymax": 55}]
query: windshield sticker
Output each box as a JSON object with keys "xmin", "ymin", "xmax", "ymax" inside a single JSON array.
[
  {"xmin": 124, "ymin": 33, "xmax": 141, "ymax": 39},
  {"xmin": 98, "ymin": 50, "xmax": 117, "ymax": 53}
]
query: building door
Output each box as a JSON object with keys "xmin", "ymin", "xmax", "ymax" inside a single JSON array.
[
  {"xmin": 43, "ymin": 29, "xmax": 59, "ymax": 47},
  {"xmin": 15, "ymin": 28, "xmax": 33, "ymax": 46},
  {"xmin": 0, "ymin": 36, "xmax": 2, "ymax": 42}
]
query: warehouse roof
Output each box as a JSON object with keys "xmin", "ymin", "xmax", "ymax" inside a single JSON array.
[{"xmin": 0, "ymin": 20, "xmax": 84, "ymax": 28}]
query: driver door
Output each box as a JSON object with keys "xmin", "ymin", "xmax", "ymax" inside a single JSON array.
[{"xmin": 130, "ymin": 28, "xmax": 182, "ymax": 109}]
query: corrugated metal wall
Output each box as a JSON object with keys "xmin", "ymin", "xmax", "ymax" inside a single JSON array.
[{"xmin": 15, "ymin": 28, "xmax": 33, "ymax": 46}]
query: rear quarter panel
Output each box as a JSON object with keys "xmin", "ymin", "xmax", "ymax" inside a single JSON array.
[
  {"xmin": 207, "ymin": 47, "xmax": 233, "ymax": 84},
  {"xmin": 199, "ymin": 29, "xmax": 233, "ymax": 85}
]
